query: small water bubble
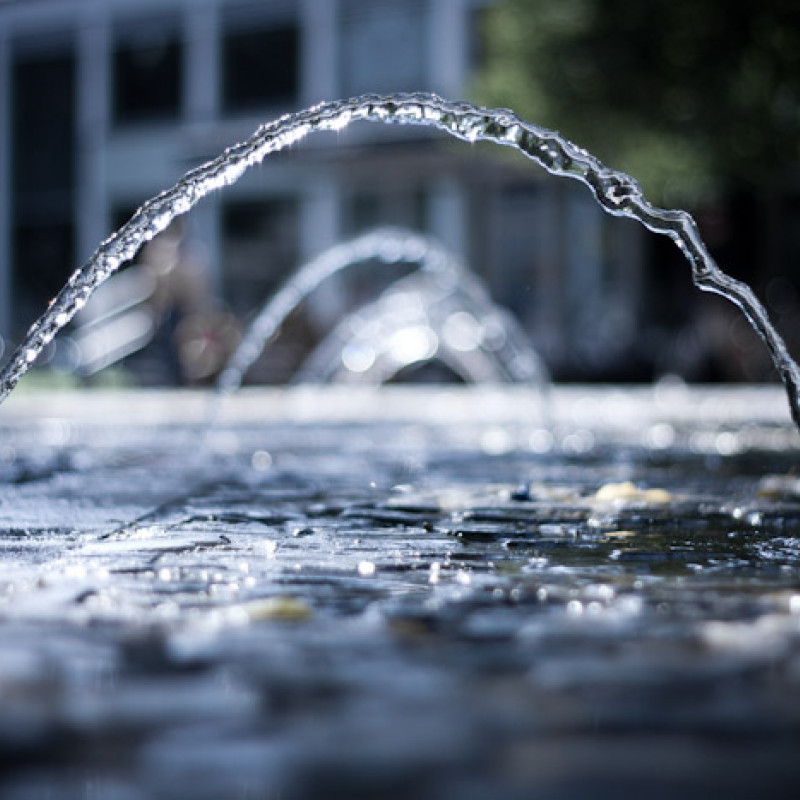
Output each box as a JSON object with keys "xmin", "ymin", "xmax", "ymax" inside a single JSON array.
[
  {"xmin": 481, "ymin": 426, "xmax": 514, "ymax": 455},
  {"xmin": 715, "ymin": 431, "xmax": 742, "ymax": 455},
  {"xmin": 587, "ymin": 583, "xmax": 615, "ymax": 602},
  {"xmin": 260, "ymin": 539, "xmax": 278, "ymax": 558},
  {"xmin": 616, "ymin": 595, "xmax": 644, "ymax": 616},
  {"xmin": 528, "ymin": 428, "xmax": 554, "ymax": 453},
  {"xmin": 388, "ymin": 325, "xmax": 437, "ymax": 365},
  {"xmin": 480, "ymin": 316, "xmax": 507, "ymax": 351},
  {"xmin": 397, "ymin": 102, "xmax": 425, "ymax": 121},
  {"xmin": 644, "ymin": 422, "xmax": 676, "ymax": 449},
  {"xmin": 327, "ymin": 109, "xmax": 352, "ymax": 131},
  {"xmin": 561, "ymin": 429, "xmax": 595, "ymax": 454},
  {"xmin": 502, "ymin": 122, "xmax": 522, "ymax": 144},
  {"xmin": 342, "ymin": 342, "xmax": 376, "ymax": 373},
  {"xmin": 422, "ymin": 105, "xmax": 443, "ymax": 123},
  {"xmin": 456, "ymin": 114, "xmax": 484, "ymax": 142},
  {"xmin": 251, "ymin": 450, "xmax": 272, "ymax": 470},
  {"xmin": 40, "ymin": 418, "xmax": 71, "ymax": 446},
  {"xmin": 566, "ymin": 600, "xmax": 583, "ymax": 617},
  {"xmin": 442, "ymin": 311, "xmax": 482, "ymax": 352}
]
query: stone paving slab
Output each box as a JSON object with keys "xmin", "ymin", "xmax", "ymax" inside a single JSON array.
[{"xmin": 0, "ymin": 387, "xmax": 799, "ymax": 798}]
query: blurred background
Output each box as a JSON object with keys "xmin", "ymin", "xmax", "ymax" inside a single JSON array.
[{"xmin": 0, "ymin": 0, "xmax": 798, "ymax": 388}]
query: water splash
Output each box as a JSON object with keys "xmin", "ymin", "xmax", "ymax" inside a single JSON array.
[
  {"xmin": 217, "ymin": 226, "xmax": 546, "ymax": 392},
  {"xmin": 1, "ymin": 92, "xmax": 799, "ymax": 427},
  {"xmin": 296, "ymin": 266, "xmax": 545, "ymax": 385}
]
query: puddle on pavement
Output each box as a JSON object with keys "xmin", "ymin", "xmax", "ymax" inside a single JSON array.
[{"xmin": 0, "ymin": 390, "xmax": 799, "ymax": 798}]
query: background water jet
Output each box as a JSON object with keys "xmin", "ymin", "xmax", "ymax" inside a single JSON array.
[
  {"xmin": 0, "ymin": 93, "xmax": 798, "ymax": 427},
  {"xmin": 217, "ymin": 226, "xmax": 547, "ymax": 393},
  {"xmin": 294, "ymin": 270, "xmax": 540, "ymax": 385}
]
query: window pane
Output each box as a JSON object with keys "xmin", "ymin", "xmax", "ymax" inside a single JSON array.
[
  {"xmin": 12, "ymin": 223, "xmax": 74, "ymax": 337},
  {"xmin": 341, "ymin": 0, "xmax": 428, "ymax": 96},
  {"xmin": 222, "ymin": 198, "xmax": 299, "ymax": 316},
  {"xmin": 12, "ymin": 53, "xmax": 75, "ymax": 212},
  {"xmin": 11, "ymin": 51, "xmax": 76, "ymax": 337},
  {"xmin": 113, "ymin": 33, "xmax": 182, "ymax": 124},
  {"xmin": 223, "ymin": 25, "xmax": 299, "ymax": 112},
  {"xmin": 221, "ymin": 198, "xmax": 300, "ymax": 383}
]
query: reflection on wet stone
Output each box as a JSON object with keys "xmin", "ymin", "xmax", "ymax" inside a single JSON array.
[{"xmin": 0, "ymin": 388, "xmax": 799, "ymax": 798}]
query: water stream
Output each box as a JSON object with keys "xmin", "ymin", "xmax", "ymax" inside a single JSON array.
[
  {"xmin": 294, "ymin": 269, "xmax": 542, "ymax": 384},
  {"xmin": 216, "ymin": 226, "xmax": 546, "ymax": 392},
  {"xmin": 1, "ymin": 92, "xmax": 798, "ymax": 426}
]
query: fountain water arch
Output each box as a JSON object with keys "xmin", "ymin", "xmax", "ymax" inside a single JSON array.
[
  {"xmin": 0, "ymin": 93, "xmax": 798, "ymax": 427},
  {"xmin": 216, "ymin": 226, "xmax": 547, "ymax": 394},
  {"xmin": 295, "ymin": 270, "xmax": 543, "ymax": 386}
]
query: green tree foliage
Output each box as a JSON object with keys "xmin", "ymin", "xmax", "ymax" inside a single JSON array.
[{"xmin": 474, "ymin": 0, "xmax": 800, "ymax": 204}]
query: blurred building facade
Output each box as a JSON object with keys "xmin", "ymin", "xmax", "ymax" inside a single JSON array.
[{"xmin": 0, "ymin": 0, "xmax": 646, "ymax": 381}]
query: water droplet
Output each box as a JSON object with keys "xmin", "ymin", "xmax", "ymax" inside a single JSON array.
[
  {"xmin": 342, "ymin": 342, "xmax": 376, "ymax": 373},
  {"xmin": 251, "ymin": 450, "xmax": 272, "ymax": 470},
  {"xmin": 357, "ymin": 561, "xmax": 376, "ymax": 577},
  {"xmin": 566, "ymin": 600, "xmax": 583, "ymax": 616}
]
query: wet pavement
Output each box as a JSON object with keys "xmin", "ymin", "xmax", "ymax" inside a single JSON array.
[{"xmin": 1, "ymin": 385, "xmax": 800, "ymax": 799}]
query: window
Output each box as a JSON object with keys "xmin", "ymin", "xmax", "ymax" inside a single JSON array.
[
  {"xmin": 12, "ymin": 53, "xmax": 74, "ymax": 208},
  {"xmin": 113, "ymin": 27, "xmax": 182, "ymax": 124},
  {"xmin": 222, "ymin": 25, "xmax": 299, "ymax": 112},
  {"xmin": 11, "ymin": 51, "xmax": 76, "ymax": 336},
  {"xmin": 340, "ymin": 0, "xmax": 428, "ymax": 96},
  {"xmin": 340, "ymin": 186, "xmax": 429, "ymax": 304},
  {"xmin": 12, "ymin": 223, "xmax": 75, "ymax": 338},
  {"xmin": 221, "ymin": 198, "xmax": 299, "ymax": 316},
  {"xmin": 344, "ymin": 187, "xmax": 428, "ymax": 237}
]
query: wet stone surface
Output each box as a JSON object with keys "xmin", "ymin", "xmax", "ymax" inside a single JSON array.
[{"xmin": 1, "ymin": 387, "xmax": 800, "ymax": 799}]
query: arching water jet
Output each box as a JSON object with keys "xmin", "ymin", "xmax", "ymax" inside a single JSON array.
[
  {"xmin": 0, "ymin": 93, "xmax": 798, "ymax": 427},
  {"xmin": 294, "ymin": 269, "xmax": 544, "ymax": 386},
  {"xmin": 216, "ymin": 226, "xmax": 547, "ymax": 394}
]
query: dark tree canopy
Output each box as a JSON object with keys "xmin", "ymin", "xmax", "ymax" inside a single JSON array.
[{"xmin": 474, "ymin": 0, "xmax": 800, "ymax": 203}]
